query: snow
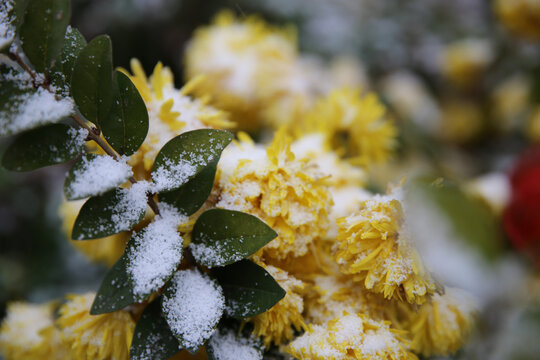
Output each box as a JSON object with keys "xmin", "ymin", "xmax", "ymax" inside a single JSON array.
[
  {"xmin": 0, "ymin": 69, "xmax": 74, "ymax": 136},
  {"xmin": 207, "ymin": 329, "xmax": 263, "ymax": 360},
  {"xmin": 0, "ymin": 1, "xmax": 14, "ymax": 50},
  {"xmin": 151, "ymin": 158, "xmax": 198, "ymax": 192},
  {"xmin": 127, "ymin": 204, "xmax": 186, "ymax": 298},
  {"xmin": 109, "ymin": 181, "xmax": 150, "ymax": 231},
  {"xmin": 190, "ymin": 237, "xmax": 245, "ymax": 267},
  {"xmin": 162, "ymin": 269, "xmax": 225, "ymax": 351},
  {"xmin": 65, "ymin": 155, "xmax": 133, "ymax": 199}
]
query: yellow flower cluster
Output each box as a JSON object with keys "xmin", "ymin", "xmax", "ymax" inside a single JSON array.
[
  {"xmin": 286, "ymin": 313, "xmax": 417, "ymax": 360},
  {"xmin": 44, "ymin": 10, "xmax": 479, "ymax": 360},
  {"xmin": 441, "ymin": 39, "xmax": 493, "ymax": 89},
  {"xmin": 0, "ymin": 294, "xmax": 135, "ymax": 360},
  {"xmin": 291, "ymin": 87, "xmax": 397, "ymax": 167},
  {"xmin": 402, "ymin": 287, "xmax": 477, "ymax": 356},
  {"xmin": 335, "ymin": 189, "xmax": 437, "ymax": 305},
  {"xmin": 495, "ymin": 0, "xmax": 540, "ymax": 41},
  {"xmin": 216, "ymin": 128, "xmax": 332, "ymax": 261},
  {"xmin": 184, "ymin": 11, "xmax": 366, "ymax": 131},
  {"xmin": 250, "ymin": 265, "xmax": 306, "ymax": 347},
  {"xmin": 57, "ymin": 293, "xmax": 135, "ymax": 360},
  {"xmin": 0, "ymin": 302, "xmax": 65, "ymax": 360}
]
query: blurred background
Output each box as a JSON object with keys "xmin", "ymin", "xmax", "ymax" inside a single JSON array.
[{"xmin": 1, "ymin": 0, "xmax": 540, "ymax": 359}]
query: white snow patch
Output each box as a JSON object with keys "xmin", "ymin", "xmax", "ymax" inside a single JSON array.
[
  {"xmin": 0, "ymin": 1, "xmax": 14, "ymax": 50},
  {"xmin": 152, "ymin": 158, "xmax": 200, "ymax": 192},
  {"xmin": 207, "ymin": 329, "xmax": 262, "ymax": 360},
  {"xmin": 190, "ymin": 238, "xmax": 245, "ymax": 267},
  {"xmin": 162, "ymin": 269, "xmax": 225, "ymax": 350},
  {"xmin": 0, "ymin": 69, "xmax": 74, "ymax": 135},
  {"xmin": 127, "ymin": 204, "xmax": 186, "ymax": 298},
  {"xmin": 66, "ymin": 155, "xmax": 133, "ymax": 199}
]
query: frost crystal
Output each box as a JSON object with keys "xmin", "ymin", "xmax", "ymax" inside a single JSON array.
[
  {"xmin": 162, "ymin": 269, "xmax": 225, "ymax": 350},
  {"xmin": 208, "ymin": 329, "xmax": 263, "ymax": 360},
  {"xmin": 127, "ymin": 204, "xmax": 186, "ymax": 298},
  {"xmin": 66, "ymin": 155, "xmax": 133, "ymax": 199}
]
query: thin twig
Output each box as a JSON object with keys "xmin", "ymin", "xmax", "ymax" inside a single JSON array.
[{"xmin": 9, "ymin": 50, "xmax": 161, "ymax": 215}]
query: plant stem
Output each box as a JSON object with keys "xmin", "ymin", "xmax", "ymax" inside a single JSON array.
[{"xmin": 9, "ymin": 50, "xmax": 161, "ymax": 216}]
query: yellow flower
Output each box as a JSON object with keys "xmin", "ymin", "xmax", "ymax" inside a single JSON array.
[
  {"xmin": 286, "ymin": 312, "xmax": 417, "ymax": 360},
  {"xmin": 526, "ymin": 106, "xmax": 540, "ymax": 142},
  {"xmin": 57, "ymin": 293, "xmax": 135, "ymax": 360},
  {"xmin": 491, "ymin": 75, "xmax": 530, "ymax": 132},
  {"xmin": 439, "ymin": 99, "xmax": 484, "ymax": 144},
  {"xmin": 335, "ymin": 188, "xmax": 436, "ymax": 305},
  {"xmin": 495, "ymin": 0, "xmax": 540, "ymax": 41},
  {"xmin": 121, "ymin": 59, "xmax": 234, "ymax": 175},
  {"xmin": 59, "ymin": 199, "xmax": 128, "ymax": 266},
  {"xmin": 441, "ymin": 39, "xmax": 493, "ymax": 89},
  {"xmin": 304, "ymin": 275, "xmax": 388, "ymax": 325},
  {"xmin": 249, "ymin": 265, "xmax": 306, "ymax": 347},
  {"xmin": 0, "ymin": 302, "xmax": 66, "ymax": 360},
  {"xmin": 401, "ymin": 287, "xmax": 477, "ymax": 357},
  {"xmin": 184, "ymin": 10, "xmax": 297, "ymax": 130},
  {"xmin": 216, "ymin": 129, "xmax": 332, "ymax": 260},
  {"xmin": 293, "ymin": 87, "xmax": 397, "ymax": 167}
]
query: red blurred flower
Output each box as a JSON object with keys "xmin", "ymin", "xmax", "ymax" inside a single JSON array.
[{"xmin": 503, "ymin": 146, "xmax": 540, "ymax": 265}]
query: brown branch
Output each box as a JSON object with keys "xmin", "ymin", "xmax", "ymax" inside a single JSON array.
[{"xmin": 9, "ymin": 50, "xmax": 161, "ymax": 216}]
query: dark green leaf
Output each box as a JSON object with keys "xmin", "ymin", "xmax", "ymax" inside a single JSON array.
[
  {"xmin": 159, "ymin": 158, "xmax": 218, "ymax": 216},
  {"xmin": 72, "ymin": 187, "xmax": 147, "ymax": 240},
  {"xmin": 64, "ymin": 154, "xmax": 131, "ymax": 200},
  {"xmin": 71, "ymin": 35, "xmax": 113, "ymax": 128},
  {"xmin": 50, "ymin": 26, "xmax": 87, "ymax": 96},
  {"xmin": 19, "ymin": 0, "xmax": 70, "ymax": 73},
  {"xmin": 102, "ymin": 70, "xmax": 148, "ymax": 156},
  {"xmin": 213, "ymin": 260, "xmax": 285, "ymax": 319},
  {"xmin": 191, "ymin": 209, "xmax": 277, "ymax": 267},
  {"xmin": 2, "ymin": 124, "xmax": 84, "ymax": 171},
  {"xmin": 0, "ymin": 64, "xmax": 74, "ymax": 136},
  {"xmin": 130, "ymin": 299, "xmax": 182, "ymax": 360},
  {"xmin": 91, "ymin": 255, "xmax": 136, "ymax": 315},
  {"xmin": 152, "ymin": 129, "xmax": 233, "ymax": 192}
]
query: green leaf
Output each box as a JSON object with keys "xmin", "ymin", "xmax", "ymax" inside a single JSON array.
[
  {"xmin": 159, "ymin": 158, "xmax": 218, "ymax": 216},
  {"xmin": 191, "ymin": 209, "xmax": 277, "ymax": 267},
  {"xmin": 2, "ymin": 124, "xmax": 84, "ymax": 171},
  {"xmin": 102, "ymin": 70, "xmax": 148, "ymax": 156},
  {"xmin": 19, "ymin": 0, "xmax": 71, "ymax": 73},
  {"xmin": 71, "ymin": 35, "xmax": 113, "ymax": 128},
  {"xmin": 152, "ymin": 129, "xmax": 233, "ymax": 192},
  {"xmin": 213, "ymin": 260, "xmax": 285, "ymax": 319},
  {"xmin": 63, "ymin": 154, "xmax": 131, "ymax": 200},
  {"xmin": 130, "ymin": 299, "xmax": 182, "ymax": 360},
  {"xmin": 50, "ymin": 26, "xmax": 87, "ymax": 96},
  {"xmin": 72, "ymin": 187, "xmax": 147, "ymax": 240},
  {"xmin": 91, "ymin": 255, "xmax": 136, "ymax": 315}
]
